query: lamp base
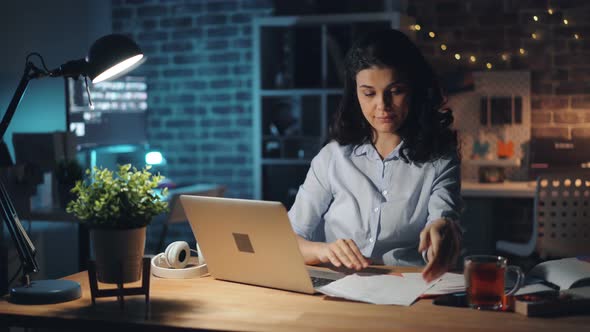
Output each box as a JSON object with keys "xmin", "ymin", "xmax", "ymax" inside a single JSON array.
[{"xmin": 9, "ymin": 279, "xmax": 81, "ymax": 304}]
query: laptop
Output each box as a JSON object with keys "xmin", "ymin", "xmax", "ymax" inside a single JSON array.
[{"xmin": 179, "ymin": 195, "xmax": 344, "ymax": 294}]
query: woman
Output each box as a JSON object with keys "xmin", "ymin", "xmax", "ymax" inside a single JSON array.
[{"xmin": 287, "ymin": 29, "xmax": 463, "ymax": 282}]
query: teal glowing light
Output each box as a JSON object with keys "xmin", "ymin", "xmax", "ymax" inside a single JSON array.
[{"xmin": 145, "ymin": 151, "xmax": 164, "ymax": 165}]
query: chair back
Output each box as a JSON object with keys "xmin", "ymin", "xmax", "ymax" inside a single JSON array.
[{"xmin": 536, "ymin": 173, "xmax": 590, "ymax": 258}]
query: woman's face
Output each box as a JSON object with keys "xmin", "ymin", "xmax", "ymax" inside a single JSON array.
[{"xmin": 355, "ymin": 66, "xmax": 410, "ymax": 139}]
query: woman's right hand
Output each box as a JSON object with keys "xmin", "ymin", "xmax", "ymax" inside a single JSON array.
[{"xmin": 297, "ymin": 236, "xmax": 369, "ymax": 271}]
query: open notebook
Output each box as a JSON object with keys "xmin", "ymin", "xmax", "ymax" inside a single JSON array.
[{"xmin": 527, "ymin": 257, "xmax": 590, "ymax": 290}]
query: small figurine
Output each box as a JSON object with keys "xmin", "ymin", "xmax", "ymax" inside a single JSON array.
[
  {"xmin": 497, "ymin": 128, "xmax": 515, "ymax": 159},
  {"xmin": 471, "ymin": 130, "xmax": 490, "ymax": 159}
]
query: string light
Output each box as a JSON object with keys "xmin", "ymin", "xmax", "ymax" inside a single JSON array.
[{"xmin": 414, "ymin": 5, "xmax": 580, "ymax": 70}]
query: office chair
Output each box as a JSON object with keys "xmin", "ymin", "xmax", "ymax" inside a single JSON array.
[
  {"xmin": 496, "ymin": 174, "xmax": 590, "ymax": 258},
  {"xmin": 157, "ymin": 185, "xmax": 226, "ymax": 252}
]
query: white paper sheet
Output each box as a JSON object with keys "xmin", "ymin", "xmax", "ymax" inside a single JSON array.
[
  {"xmin": 403, "ymin": 272, "xmax": 465, "ymax": 295},
  {"xmin": 316, "ymin": 274, "xmax": 432, "ymax": 306}
]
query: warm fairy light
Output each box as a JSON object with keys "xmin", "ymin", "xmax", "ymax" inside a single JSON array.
[
  {"xmin": 519, "ymin": 48, "xmax": 526, "ymax": 55},
  {"xmin": 574, "ymin": 33, "xmax": 580, "ymax": 39},
  {"xmin": 564, "ymin": 19, "xmax": 569, "ymax": 25},
  {"xmin": 440, "ymin": 44, "xmax": 447, "ymax": 51},
  {"xmin": 469, "ymin": 55, "xmax": 476, "ymax": 62},
  {"xmin": 532, "ymin": 33, "xmax": 538, "ymax": 39},
  {"xmin": 501, "ymin": 53, "xmax": 509, "ymax": 61},
  {"xmin": 486, "ymin": 62, "xmax": 493, "ymax": 69},
  {"xmin": 454, "ymin": 53, "xmax": 461, "ymax": 60},
  {"xmin": 414, "ymin": 24, "xmax": 421, "ymax": 31},
  {"xmin": 548, "ymin": 8, "xmax": 554, "ymax": 15},
  {"xmin": 428, "ymin": 31, "xmax": 436, "ymax": 38},
  {"xmin": 533, "ymin": 15, "xmax": 539, "ymax": 21}
]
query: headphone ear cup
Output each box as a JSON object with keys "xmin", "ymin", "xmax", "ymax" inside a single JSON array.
[{"xmin": 165, "ymin": 241, "xmax": 190, "ymax": 269}]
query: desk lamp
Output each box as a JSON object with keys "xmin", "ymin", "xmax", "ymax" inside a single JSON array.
[{"xmin": 0, "ymin": 34, "xmax": 144, "ymax": 304}]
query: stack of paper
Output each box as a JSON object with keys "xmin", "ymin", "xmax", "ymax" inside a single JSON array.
[
  {"xmin": 403, "ymin": 272, "xmax": 465, "ymax": 296},
  {"xmin": 316, "ymin": 274, "xmax": 432, "ymax": 306}
]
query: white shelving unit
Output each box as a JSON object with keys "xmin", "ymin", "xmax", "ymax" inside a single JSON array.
[{"xmin": 252, "ymin": 12, "xmax": 413, "ymax": 206}]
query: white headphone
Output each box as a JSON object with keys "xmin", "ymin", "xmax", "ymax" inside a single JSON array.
[{"xmin": 151, "ymin": 241, "xmax": 208, "ymax": 279}]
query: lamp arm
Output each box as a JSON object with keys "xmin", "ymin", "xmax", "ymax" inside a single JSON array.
[
  {"xmin": 0, "ymin": 181, "xmax": 38, "ymax": 278},
  {"xmin": 0, "ymin": 61, "xmax": 46, "ymax": 283},
  {"xmin": 49, "ymin": 58, "xmax": 87, "ymax": 79},
  {"xmin": 0, "ymin": 61, "xmax": 48, "ymax": 139}
]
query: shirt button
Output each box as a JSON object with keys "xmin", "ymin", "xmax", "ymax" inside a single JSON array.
[
  {"xmin": 382, "ymin": 190, "xmax": 388, "ymax": 196},
  {"xmin": 373, "ymin": 207, "xmax": 379, "ymax": 213},
  {"xmin": 369, "ymin": 238, "xmax": 374, "ymax": 243},
  {"xmin": 384, "ymin": 162, "xmax": 389, "ymax": 167}
]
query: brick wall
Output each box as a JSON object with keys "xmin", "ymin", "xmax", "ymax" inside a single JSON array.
[
  {"xmin": 410, "ymin": 0, "xmax": 590, "ymax": 140},
  {"xmin": 111, "ymin": 0, "xmax": 273, "ymax": 199},
  {"xmin": 111, "ymin": 0, "xmax": 590, "ymax": 206}
]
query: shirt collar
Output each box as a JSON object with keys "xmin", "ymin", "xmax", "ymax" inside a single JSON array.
[{"xmin": 352, "ymin": 140, "xmax": 403, "ymax": 161}]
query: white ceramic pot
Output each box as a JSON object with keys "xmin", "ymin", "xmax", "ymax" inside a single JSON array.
[{"xmin": 90, "ymin": 226, "xmax": 146, "ymax": 284}]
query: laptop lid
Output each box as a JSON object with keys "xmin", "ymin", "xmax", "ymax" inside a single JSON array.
[{"xmin": 180, "ymin": 195, "xmax": 315, "ymax": 294}]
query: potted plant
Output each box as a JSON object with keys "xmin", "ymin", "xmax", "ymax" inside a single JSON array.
[{"xmin": 67, "ymin": 164, "xmax": 168, "ymax": 283}]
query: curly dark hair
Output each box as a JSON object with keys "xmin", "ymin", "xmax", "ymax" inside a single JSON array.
[{"xmin": 330, "ymin": 29, "xmax": 458, "ymax": 164}]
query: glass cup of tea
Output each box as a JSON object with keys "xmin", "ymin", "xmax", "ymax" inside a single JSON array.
[{"xmin": 464, "ymin": 255, "xmax": 524, "ymax": 310}]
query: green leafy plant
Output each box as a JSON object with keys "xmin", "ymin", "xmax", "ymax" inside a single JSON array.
[{"xmin": 66, "ymin": 164, "xmax": 168, "ymax": 229}]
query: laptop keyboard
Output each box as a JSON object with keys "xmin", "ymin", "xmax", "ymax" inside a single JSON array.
[{"xmin": 311, "ymin": 276, "xmax": 335, "ymax": 288}]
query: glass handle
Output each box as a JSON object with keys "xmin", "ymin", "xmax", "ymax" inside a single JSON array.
[{"xmin": 505, "ymin": 265, "xmax": 524, "ymax": 296}]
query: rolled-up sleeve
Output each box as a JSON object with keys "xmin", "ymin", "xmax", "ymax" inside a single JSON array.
[
  {"xmin": 288, "ymin": 145, "xmax": 334, "ymax": 239},
  {"xmin": 426, "ymin": 154, "xmax": 463, "ymax": 226}
]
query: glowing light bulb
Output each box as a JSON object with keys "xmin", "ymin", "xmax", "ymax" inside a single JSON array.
[
  {"xmin": 574, "ymin": 33, "xmax": 580, "ymax": 39},
  {"xmin": 548, "ymin": 8, "xmax": 554, "ymax": 15},
  {"xmin": 519, "ymin": 48, "xmax": 526, "ymax": 55},
  {"xmin": 428, "ymin": 31, "xmax": 436, "ymax": 38},
  {"xmin": 532, "ymin": 33, "xmax": 538, "ymax": 39},
  {"xmin": 145, "ymin": 151, "xmax": 165, "ymax": 165},
  {"xmin": 486, "ymin": 62, "xmax": 493, "ymax": 69},
  {"xmin": 564, "ymin": 19, "xmax": 569, "ymax": 25},
  {"xmin": 469, "ymin": 55, "xmax": 476, "ymax": 62},
  {"xmin": 440, "ymin": 44, "xmax": 447, "ymax": 51},
  {"xmin": 533, "ymin": 15, "xmax": 539, "ymax": 21},
  {"xmin": 414, "ymin": 24, "xmax": 421, "ymax": 31},
  {"xmin": 454, "ymin": 53, "xmax": 461, "ymax": 60}
]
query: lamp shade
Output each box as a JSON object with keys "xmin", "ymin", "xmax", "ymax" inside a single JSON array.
[{"xmin": 86, "ymin": 34, "xmax": 144, "ymax": 83}]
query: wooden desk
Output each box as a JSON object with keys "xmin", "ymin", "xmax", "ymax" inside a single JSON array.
[{"xmin": 0, "ymin": 268, "xmax": 588, "ymax": 331}]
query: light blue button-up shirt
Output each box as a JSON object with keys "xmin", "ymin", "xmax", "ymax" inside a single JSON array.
[{"xmin": 288, "ymin": 141, "xmax": 462, "ymax": 266}]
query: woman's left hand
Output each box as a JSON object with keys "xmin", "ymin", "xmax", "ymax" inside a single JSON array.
[{"xmin": 418, "ymin": 218, "xmax": 462, "ymax": 283}]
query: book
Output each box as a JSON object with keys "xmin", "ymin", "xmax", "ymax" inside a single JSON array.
[
  {"xmin": 514, "ymin": 257, "xmax": 590, "ymax": 316},
  {"xmin": 514, "ymin": 287, "xmax": 590, "ymax": 317},
  {"xmin": 527, "ymin": 257, "xmax": 590, "ymax": 290}
]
